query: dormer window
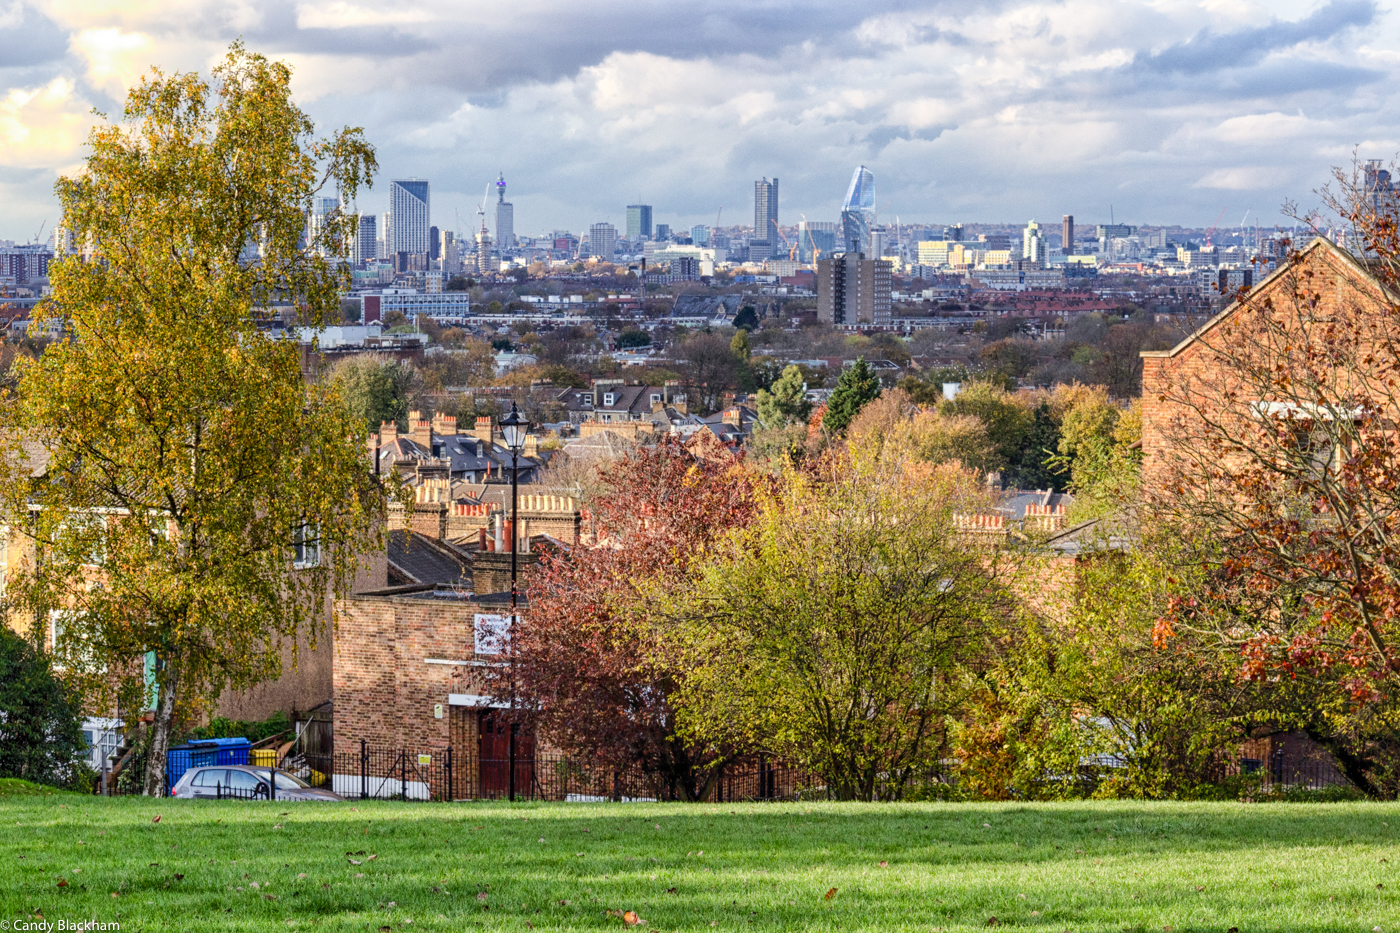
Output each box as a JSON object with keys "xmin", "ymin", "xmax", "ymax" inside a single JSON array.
[
  {"xmin": 603, "ymin": 392, "xmax": 616, "ymax": 407},
  {"xmin": 650, "ymin": 394, "xmax": 661, "ymax": 404}
]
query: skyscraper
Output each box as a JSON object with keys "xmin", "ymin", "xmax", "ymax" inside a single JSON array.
[
  {"xmin": 754, "ymin": 177, "xmax": 779, "ymax": 259},
  {"xmin": 626, "ymin": 205, "xmax": 653, "ymax": 239},
  {"xmin": 589, "ymin": 222, "xmax": 617, "ymax": 259},
  {"xmin": 355, "ymin": 214, "xmax": 377, "ymax": 263},
  {"xmin": 430, "ymin": 225, "xmax": 441, "ymax": 262},
  {"xmin": 389, "ymin": 179, "xmax": 430, "ymax": 257},
  {"xmin": 1062, "ymin": 215, "xmax": 1074, "ymax": 254},
  {"xmin": 690, "ymin": 225, "xmax": 710, "ymax": 247},
  {"xmin": 380, "ymin": 211, "xmax": 392, "ymax": 257},
  {"xmin": 1023, "ymin": 220, "xmax": 1045, "ymax": 266},
  {"xmin": 495, "ymin": 173, "xmax": 515, "ymax": 250},
  {"xmin": 655, "ymin": 223, "xmax": 671, "ymax": 241},
  {"xmin": 840, "ymin": 166, "xmax": 875, "ymax": 254}
]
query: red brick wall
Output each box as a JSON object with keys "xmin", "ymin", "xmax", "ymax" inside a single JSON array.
[{"xmin": 334, "ymin": 590, "xmax": 498, "ymax": 748}]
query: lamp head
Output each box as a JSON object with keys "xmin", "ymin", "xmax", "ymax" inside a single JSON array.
[{"xmin": 499, "ymin": 401, "xmax": 528, "ymax": 452}]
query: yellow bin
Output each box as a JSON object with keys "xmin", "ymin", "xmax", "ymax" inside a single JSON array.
[{"xmin": 249, "ymin": 749, "xmax": 278, "ymax": 768}]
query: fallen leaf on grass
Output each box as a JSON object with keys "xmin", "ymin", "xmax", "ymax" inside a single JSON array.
[
  {"xmin": 878, "ymin": 861, "xmax": 888, "ymax": 867},
  {"xmin": 1195, "ymin": 886, "xmax": 1204, "ymax": 891},
  {"xmin": 348, "ymin": 859, "xmax": 362, "ymax": 866},
  {"xmin": 152, "ymin": 815, "xmax": 161, "ymax": 824},
  {"xmin": 824, "ymin": 888, "xmax": 837, "ymax": 900},
  {"xmin": 624, "ymin": 911, "xmax": 641, "ymax": 926},
  {"xmin": 174, "ymin": 874, "xmax": 184, "ymax": 881},
  {"xmin": 559, "ymin": 900, "xmax": 570, "ymax": 906},
  {"xmin": 666, "ymin": 887, "xmax": 677, "ymax": 894},
  {"xmin": 56, "ymin": 879, "xmax": 68, "ymax": 888},
  {"xmin": 986, "ymin": 918, "xmax": 998, "ymax": 927},
  {"xmin": 477, "ymin": 893, "xmax": 488, "ymax": 901}
]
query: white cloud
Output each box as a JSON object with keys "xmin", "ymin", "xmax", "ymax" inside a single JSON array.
[{"xmin": 1, "ymin": 0, "xmax": 1396, "ymax": 237}]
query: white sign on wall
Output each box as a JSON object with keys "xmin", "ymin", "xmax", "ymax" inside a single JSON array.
[{"xmin": 474, "ymin": 613, "xmax": 512, "ymax": 656}]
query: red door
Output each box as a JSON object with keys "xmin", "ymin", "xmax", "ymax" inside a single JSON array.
[{"xmin": 478, "ymin": 710, "xmax": 535, "ymax": 798}]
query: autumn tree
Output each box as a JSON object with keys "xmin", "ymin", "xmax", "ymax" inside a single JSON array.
[
  {"xmin": 673, "ymin": 450, "xmax": 1008, "ymax": 800},
  {"xmin": 1148, "ymin": 164, "xmax": 1400, "ymax": 794},
  {"xmin": 0, "ymin": 44, "xmax": 388, "ymax": 795},
  {"xmin": 486, "ymin": 440, "xmax": 762, "ymax": 800}
]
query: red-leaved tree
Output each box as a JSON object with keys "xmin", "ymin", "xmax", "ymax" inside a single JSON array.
[{"xmin": 481, "ymin": 437, "xmax": 763, "ymax": 801}]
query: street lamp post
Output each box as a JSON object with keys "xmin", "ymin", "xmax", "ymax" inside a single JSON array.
[{"xmin": 498, "ymin": 401, "xmax": 528, "ymax": 802}]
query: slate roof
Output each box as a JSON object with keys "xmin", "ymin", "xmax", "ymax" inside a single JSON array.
[
  {"xmin": 376, "ymin": 435, "xmax": 541, "ymax": 482},
  {"xmin": 387, "ymin": 530, "xmax": 473, "ymax": 586}
]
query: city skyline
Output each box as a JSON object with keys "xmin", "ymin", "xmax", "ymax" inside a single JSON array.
[{"xmin": 2, "ymin": 0, "xmax": 1398, "ymax": 241}]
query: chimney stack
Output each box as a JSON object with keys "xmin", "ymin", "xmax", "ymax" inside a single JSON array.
[
  {"xmin": 379, "ymin": 420, "xmax": 399, "ymax": 445},
  {"xmin": 433, "ymin": 412, "xmax": 459, "ymax": 436},
  {"xmin": 474, "ymin": 416, "xmax": 494, "ymax": 446},
  {"xmin": 409, "ymin": 411, "xmax": 433, "ymax": 449}
]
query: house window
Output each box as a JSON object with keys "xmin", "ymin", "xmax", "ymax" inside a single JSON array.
[
  {"xmin": 293, "ymin": 523, "xmax": 320, "ymax": 569},
  {"xmin": 603, "ymin": 392, "xmax": 616, "ymax": 407},
  {"xmin": 650, "ymin": 394, "xmax": 661, "ymax": 404}
]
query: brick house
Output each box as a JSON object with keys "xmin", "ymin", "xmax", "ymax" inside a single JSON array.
[{"xmin": 1138, "ymin": 235, "xmax": 1374, "ymax": 787}]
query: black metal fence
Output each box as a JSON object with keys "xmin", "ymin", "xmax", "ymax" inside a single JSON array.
[{"xmin": 102, "ymin": 740, "xmax": 1355, "ymax": 801}]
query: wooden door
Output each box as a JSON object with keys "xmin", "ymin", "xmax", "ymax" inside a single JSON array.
[{"xmin": 477, "ymin": 710, "xmax": 536, "ymax": 798}]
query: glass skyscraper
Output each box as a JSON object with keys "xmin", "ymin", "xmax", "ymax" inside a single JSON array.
[
  {"xmin": 840, "ymin": 166, "xmax": 875, "ymax": 254},
  {"xmin": 754, "ymin": 177, "xmax": 778, "ymax": 258},
  {"xmin": 389, "ymin": 179, "xmax": 430, "ymax": 257},
  {"xmin": 626, "ymin": 205, "xmax": 653, "ymax": 239}
]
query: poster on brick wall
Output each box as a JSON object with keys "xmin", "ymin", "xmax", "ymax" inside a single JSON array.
[{"xmin": 474, "ymin": 613, "xmax": 511, "ymax": 656}]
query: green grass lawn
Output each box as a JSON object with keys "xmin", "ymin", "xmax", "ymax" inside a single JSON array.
[{"xmin": 1, "ymin": 790, "xmax": 1398, "ymax": 931}]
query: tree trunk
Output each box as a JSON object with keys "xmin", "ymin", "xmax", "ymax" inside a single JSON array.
[{"xmin": 142, "ymin": 657, "xmax": 180, "ymax": 797}]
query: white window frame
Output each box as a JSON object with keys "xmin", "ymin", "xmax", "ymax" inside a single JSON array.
[
  {"xmin": 603, "ymin": 392, "xmax": 616, "ymax": 407},
  {"xmin": 293, "ymin": 522, "xmax": 321, "ymax": 569}
]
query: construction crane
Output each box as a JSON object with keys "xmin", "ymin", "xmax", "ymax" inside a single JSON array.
[
  {"xmin": 801, "ymin": 213, "xmax": 821, "ymax": 267},
  {"xmin": 33, "ymin": 220, "xmax": 46, "ymax": 246},
  {"xmin": 773, "ymin": 224, "xmax": 797, "ymax": 261},
  {"xmin": 1204, "ymin": 207, "xmax": 1228, "ymax": 248}
]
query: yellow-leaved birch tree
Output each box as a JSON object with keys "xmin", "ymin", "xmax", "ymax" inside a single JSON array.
[{"xmin": 0, "ymin": 43, "xmax": 388, "ymax": 795}]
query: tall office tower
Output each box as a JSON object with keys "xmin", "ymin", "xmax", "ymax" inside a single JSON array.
[
  {"xmin": 943, "ymin": 223, "xmax": 965, "ymax": 241},
  {"xmin": 589, "ymin": 222, "xmax": 617, "ymax": 259},
  {"xmin": 389, "ymin": 179, "xmax": 430, "ymax": 257},
  {"xmin": 869, "ymin": 229, "xmax": 885, "ymax": 258},
  {"xmin": 1062, "ymin": 215, "xmax": 1074, "ymax": 254},
  {"xmin": 626, "ymin": 205, "xmax": 653, "ymax": 239},
  {"xmin": 1022, "ymin": 220, "xmax": 1045, "ymax": 266},
  {"xmin": 380, "ymin": 211, "xmax": 392, "ymax": 257},
  {"xmin": 495, "ymin": 173, "xmax": 515, "ymax": 250},
  {"xmin": 654, "ymin": 223, "xmax": 671, "ymax": 241},
  {"xmin": 754, "ymin": 177, "xmax": 779, "ymax": 257},
  {"xmin": 441, "ymin": 231, "xmax": 459, "ymax": 273},
  {"xmin": 476, "ymin": 227, "xmax": 494, "ymax": 275},
  {"xmin": 797, "ymin": 220, "xmax": 839, "ymax": 263},
  {"xmin": 429, "ymin": 226, "xmax": 441, "ymax": 261},
  {"xmin": 840, "ymin": 166, "xmax": 875, "ymax": 254},
  {"xmin": 690, "ymin": 224, "xmax": 710, "ymax": 247},
  {"xmin": 816, "ymin": 251, "xmax": 892, "ymax": 326},
  {"xmin": 306, "ymin": 196, "xmax": 339, "ymax": 256},
  {"xmin": 355, "ymin": 214, "xmax": 378, "ymax": 263}
]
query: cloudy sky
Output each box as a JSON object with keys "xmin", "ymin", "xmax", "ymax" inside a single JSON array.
[{"xmin": 2, "ymin": 0, "xmax": 1397, "ymax": 242}]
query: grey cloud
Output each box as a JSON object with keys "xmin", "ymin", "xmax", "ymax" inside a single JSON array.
[
  {"xmin": 0, "ymin": 3, "xmax": 69, "ymax": 69},
  {"xmin": 1133, "ymin": 0, "xmax": 1376, "ymax": 76}
]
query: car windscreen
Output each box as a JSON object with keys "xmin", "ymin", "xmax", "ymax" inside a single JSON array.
[{"xmin": 253, "ymin": 769, "xmax": 311, "ymax": 790}]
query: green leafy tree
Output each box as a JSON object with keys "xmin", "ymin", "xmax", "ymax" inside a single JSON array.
[
  {"xmin": 0, "ymin": 43, "xmax": 390, "ymax": 795},
  {"xmin": 0, "ymin": 627, "xmax": 86, "ymax": 786},
  {"xmin": 822, "ymin": 358, "xmax": 881, "ymax": 435},
  {"xmin": 328, "ymin": 355, "xmax": 418, "ymax": 433},
  {"xmin": 729, "ymin": 329, "xmax": 751, "ymax": 362},
  {"xmin": 754, "ymin": 364, "xmax": 811, "ymax": 430},
  {"xmin": 938, "ymin": 381, "xmax": 1032, "ymax": 473},
  {"xmin": 674, "ymin": 455, "xmax": 1007, "ymax": 800}
]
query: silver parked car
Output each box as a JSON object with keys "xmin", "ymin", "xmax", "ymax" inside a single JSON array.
[{"xmin": 171, "ymin": 765, "xmax": 345, "ymax": 801}]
